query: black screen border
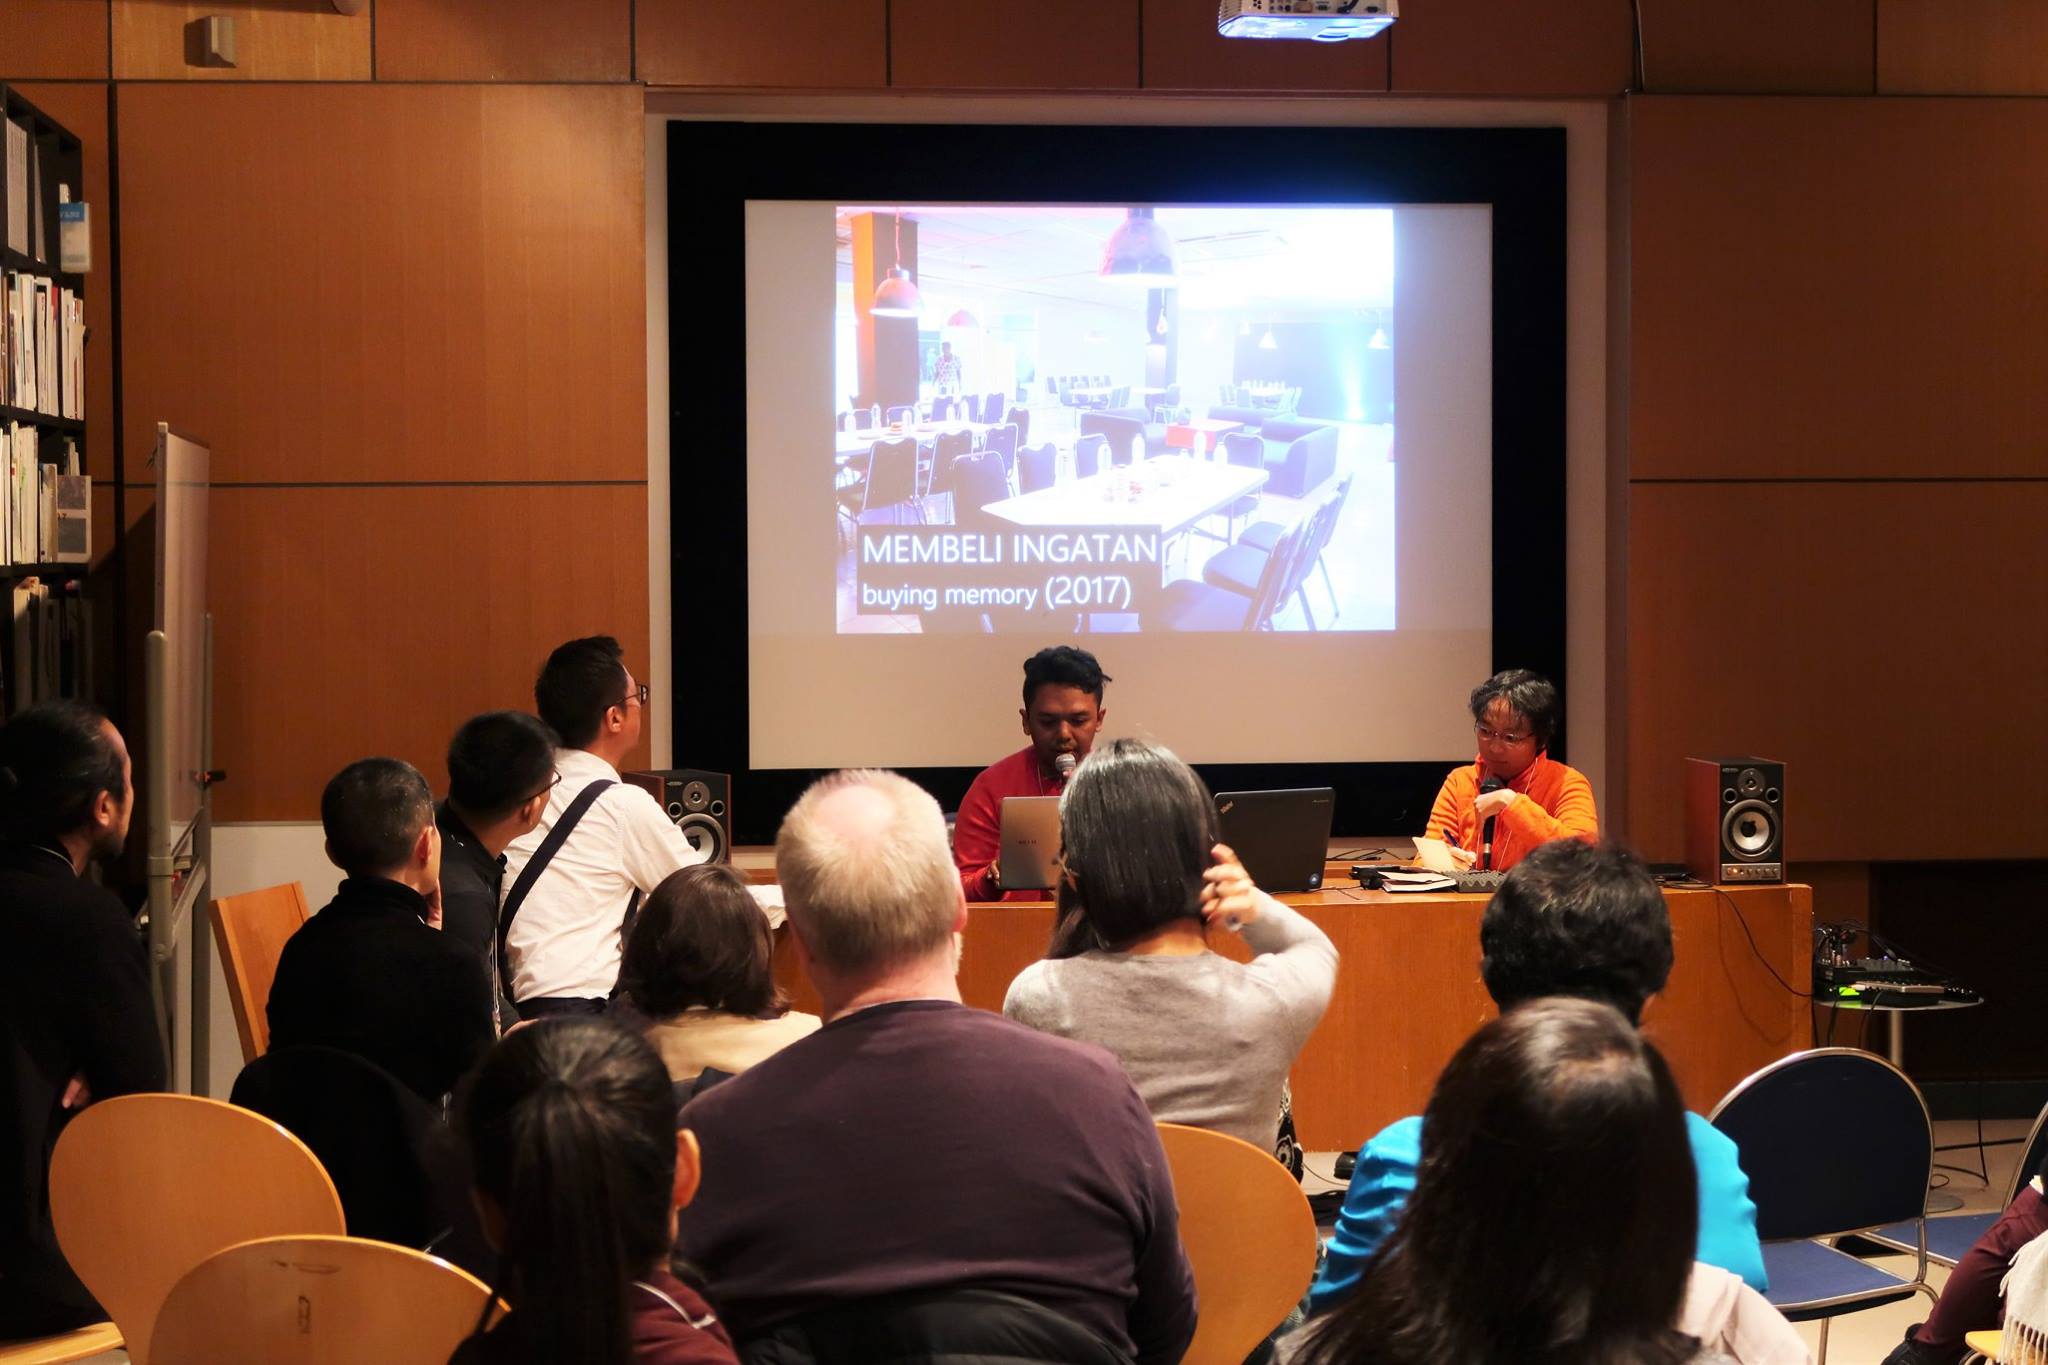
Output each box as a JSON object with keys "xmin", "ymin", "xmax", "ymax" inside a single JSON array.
[{"xmin": 666, "ymin": 119, "xmax": 1568, "ymax": 845}]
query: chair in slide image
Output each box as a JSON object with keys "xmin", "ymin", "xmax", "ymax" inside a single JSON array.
[
  {"xmin": 1005, "ymin": 405, "xmax": 1032, "ymax": 446},
  {"xmin": 1708, "ymin": 1048, "xmax": 1936, "ymax": 1365},
  {"xmin": 1151, "ymin": 516, "xmax": 1310, "ymax": 633},
  {"xmin": 1017, "ymin": 441, "xmax": 1057, "ymax": 494},
  {"xmin": 1155, "ymin": 1123, "xmax": 1318, "ymax": 1365},
  {"xmin": 1864, "ymin": 1095, "xmax": 2048, "ymax": 1268},
  {"xmin": 210, "ymin": 881, "xmax": 313, "ymax": 1063},
  {"xmin": 150, "ymin": 1235, "xmax": 495, "ymax": 1365},
  {"xmin": 860, "ymin": 438, "xmax": 924, "ymax": 525},
  {"xmin": 980, "ymin": 423, "xmax": 1019, "ymax": 490},
  {"xmin": 50, "ymin": 1094, "xmax": 345, "ymax": 1364},
  {"xmin": 949, "ymin": 453, "xmax": 1012, "ymax": 525},
  {"xmin": 885, "ymin": 404, "xmax": 917, "ymax": 425},
  {"xmin": 925, "ymin": 428, "xmax": 975, "ymax": 519},
  {"xmin": 1204, "ymin": 474, "xmax": 1353, "ymax": 629},
  {"xmin": 1236, "ymin": 472, "xmax": 1354, "ymax": 622},
  {"xmin": 1073, "ymin": 432, "xmax": 1108, "ymax": 480}
]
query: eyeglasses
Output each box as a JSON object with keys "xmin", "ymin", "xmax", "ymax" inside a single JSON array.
[
  {"xmin": 617, "ymin": 683, "xmax": 651, "ymax": 710},
  {"xmin": 1474, "ymin": 723, "xmax": 1533, "ymax": 747},
  {"xmin": 521, "ymin": 769, "xmax": 564, "ymax": 805}
]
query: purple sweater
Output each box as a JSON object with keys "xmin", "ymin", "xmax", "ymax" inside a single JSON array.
[{"xmin": 676, "ymin": 1000, "xmax": 1196, "ymax": 1364}]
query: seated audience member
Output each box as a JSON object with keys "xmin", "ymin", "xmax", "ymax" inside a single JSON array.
[
  {"xmin": 953, "ymin": 645, "xmax": 1110, "ymax": 903},
  {"xmin": 1880, "ymin": 1161, "xmax": 2048, "ymax": 1362},
  {"xmin": 677, "ymin": 770, "xmax": 1196, "ymax": 1365},
  {"xmin": 620, "ymin": 864, "xmax": 820, "ymax": 1085},
  {"xmin": 452, "ymin": 1018, "xmax": 737, "ymax": 1365},
  {"xmin": 1424, "ymin": 668, "xmax": 1598, "ymax": 871},
  {"xmin": 1292, "ymin": 998, "xmax": 1802, "ymax": 1365},
  {"xmin": 439, "ymin": 711, "xmax": 560, "ymax": 1030},
  {"xmin": 267, "ymin": 759, "xmax": 493, "ymax": 1103},
  {"xmin": 504, "ymin": 637, "xmax": 708, "ymax": 1019},
  {"xmin": 1003, "ymin": 738, "xmax": 1336, "ymax": 1150},
  {"xmin": 0, "ymin": 703, "xmax": 164, "ymax": 1338},
  {"xmin": 1309, "ymin": 839, "xmax": 1766, "ymax": 1314}
]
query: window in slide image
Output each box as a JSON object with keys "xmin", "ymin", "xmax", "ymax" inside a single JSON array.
[{"xmin": 831, "ymin": 205, "xmax": 1401, "ymax": 635}]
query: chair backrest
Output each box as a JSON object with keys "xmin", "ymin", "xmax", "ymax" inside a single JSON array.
[
  {"xmin": 50, "ymin": 1094, "xmax": 345, "ymax": 1364},
  {"xmin": 2006, "ymin": 1096, "xmax": 2048, "ymax": 1207},
  {"xmin": 1709, "ymin": 1047, "xmax": 1933, "ymax": 1242},
  {"xmin": 928, "ymin": 428, "xmax": 974, "ymax": 496},
  {"xmin": 1072, "ymin": 432, "xmax": 1107, "ymax": 479},
  {"xmin": 0, "ymin": 1321, "xmax": 125, "ymax": 1363},
  {"xmin": 862, "ymin": 437, "xmax": 920, "ymax": 511},
  {"xmin": 931, "ymin": 394, "xmax": 954, "ymax": 421},
  {"xmin": 983, "ymin": 422, "xmax": 1018, "ymax": 468},
  {"xmin": 1018, "ymin": 441, "xmax": 1057, "ymax": 493},
  {"xmin": 1156, "ymin": 1123, "xmax": 1318, "ymax": 1365},
  {"xmin": 229, "ymin": 1046, "xmax": 442, "ymax": 1249},
  {"xmin": 1220, "ymin": 430, "xmax": 1266, "ymax": 469},
  {"xmin": 1247, "ymin": 517, "xmax": 1313, "ymax": 630},
  {"xmin": 210, "ymin": 881, "xmax": 313, "ymax": 1063},
  {"xmin": 951, "ymin": 453, "xmax": 1012, "ymax": 519},
  {"xmin": 1005, "ymin": 405, "xmax": 1031, "ymax": 445},
  {"xmin": 851, "ymin": 406, "xmax": 875, "ymax": 430},
  {"xmin": 150, "ymin": 1235, "xmax": 493, "ymax": 1365}
]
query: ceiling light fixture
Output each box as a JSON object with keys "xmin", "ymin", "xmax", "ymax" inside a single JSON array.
[
  {"xmin": 1100, "ymin": 207, "xmax": 1179, "ymax": 289},
  {"xmin": 870, "ymin": 214, "xmax": 923, "ymax": 318}
]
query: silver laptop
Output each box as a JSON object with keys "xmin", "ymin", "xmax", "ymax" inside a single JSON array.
[
  {"xmin": 998, "ymin": 796, "xmax": 1063, "ymax": 892},
  {"xmin": 1214, "ymin": 788, "xmax": 1335, "ymax": 893}
]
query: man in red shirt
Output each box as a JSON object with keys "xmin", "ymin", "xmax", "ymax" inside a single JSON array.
[{"xmin": 953, "ymin": 646, "xmax": 1109, "ymax": 902}]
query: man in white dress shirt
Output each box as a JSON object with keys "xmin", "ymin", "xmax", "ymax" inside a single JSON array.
[{"xmin": 500, "ymin": 635, "xmax": 706, "ymax": 1018}]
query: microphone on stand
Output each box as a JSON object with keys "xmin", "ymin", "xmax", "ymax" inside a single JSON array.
[
  {"xmin": 1054, "ymin": 752, "xmax": 1078, "ymax": 784},
  {"xmin": 1478, "ymin": 775, "xmax": 1505, "ymax": 870}
]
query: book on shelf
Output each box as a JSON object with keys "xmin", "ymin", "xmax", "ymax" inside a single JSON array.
[
  {"xmin": 4, "ymin": 118, "xmax": 25, "ymax": 258},
  {"xmin": 1, "ymin": 270, "xmax": 84, "ymax": 419},
  {"xmin": 6, "ymin": 575, "xmax": 89, "ymax": 713},
  {"xmin": 0, "ymin": 422, "xmax": 86, "ymax": 566}
]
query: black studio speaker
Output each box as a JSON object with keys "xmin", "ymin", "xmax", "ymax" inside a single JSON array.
[
  {"xmin": 1684, "ymin": 757, "xmax": 1785, "ymax": 885},
  {"xmin": 624, "ymin": 769, "xmax": 731, "ymax": 865}
]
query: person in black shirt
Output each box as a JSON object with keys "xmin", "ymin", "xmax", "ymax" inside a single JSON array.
[
  {"xmin": 267, "ymin": 758, "xmax": 492, "ymax": 1103},
  {"xmin": 439, "ymin": 712, "xmax": 559, "ymax": 1031},
  {"xmin": 0, "ymin": 703, "xmax": 164, "ymax": 1338}
]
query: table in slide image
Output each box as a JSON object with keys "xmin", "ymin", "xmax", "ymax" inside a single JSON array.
[{"xmin": 978, "ymin": 458, "xmax": 1267, "ymax": 540}]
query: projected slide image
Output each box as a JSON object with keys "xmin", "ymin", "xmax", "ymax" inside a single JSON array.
[{"xmin": 830, "ymin": 205, "xmax": 1398, "ymax": 635}]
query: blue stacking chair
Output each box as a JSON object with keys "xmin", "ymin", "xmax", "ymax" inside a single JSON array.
[
  {"xmin": 1862, "ymin": 1097, "xmax": 2048, "ymax": 1268},
  {"xmin": 1710, "ymin": 1048, "xmax": 1937, "ymax": 1364}
]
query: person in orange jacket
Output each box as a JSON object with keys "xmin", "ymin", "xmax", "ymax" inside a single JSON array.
[{"xmin": 1424, "ymin": 669, "xmax": 1598, "ymax": 872}]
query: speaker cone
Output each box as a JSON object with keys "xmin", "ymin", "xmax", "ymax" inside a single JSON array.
[
  {"xmin": 1722, "ymin": 799, "xmax": 1779, "ymax": 859},
  {"xmin": 681, "ymin": 780, "xmax": 712, "ymax": 812},
  {"xmin": 677, "ymin": 811, "xmax": 726, "ymax": 862},
  {"xmin": 1736, "ymin": 767, "xmax": 1767, "ymax": 797}
]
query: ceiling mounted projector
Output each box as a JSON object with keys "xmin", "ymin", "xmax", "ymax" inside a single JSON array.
[{"xmin": 1218, "ymin": 0, "xmax": 1397, "ymax": 42}]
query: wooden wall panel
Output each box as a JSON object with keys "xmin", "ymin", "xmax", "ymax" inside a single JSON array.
[
  {"xmin": 375, "ymin": 0, "xmax": 632, "ymax": 82},
  {"xmin": 1390, "ymin": 0, "xmax": 1633, "ymax": 95},
  {"xmin": 637, "ymin": 0, "xmax": 885, "ymax": 88},
  {"xmin": 1879, "ymin": 0, "xmax": 2048, "ymax": 95},
  {"xmin": 0, "ymin": 0, "xmax": 110, "ymax": 80},
  {"xmin": 112, "ymin": 0, "xmax": 369, "ymax": 81},
  {"xmin": 1141, "ymin": 0, "xmax": 1387, "ymax": 91},
  {"xmin": 207, "ymin": 485, "xmax": 650, "ymax": 821},
  {"xmin": 16, "ymin": 83, "xmax": 113, "ymax": 483},
  {"xmin": 117, "ymin": 83, "xmax": 644, "ymax": 484},
  {"xmin": 1629, "ymin": 96, "xmax": 2048, "ymax": 481},
  {"xmin": 1624, "ymin": 483, "xmax": 2048, "ymax": 863},
  {"xmin": 891, "ymin": 0, "xmax": 1138, "ymax": 90},
  {"xmin": 1639, "ymin": 0, "xmax": 1873, "ymax": 93}
]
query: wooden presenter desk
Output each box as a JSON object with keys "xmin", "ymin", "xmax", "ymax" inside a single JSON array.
[{"xmin": 755, "ymin": 858, "xmax": 1813, "ymax": 1149}]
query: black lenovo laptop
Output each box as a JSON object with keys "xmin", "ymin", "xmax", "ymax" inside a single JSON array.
[{"xmin": 1213, "ymin": 787, "xmax": 1336, "ymax": 893}]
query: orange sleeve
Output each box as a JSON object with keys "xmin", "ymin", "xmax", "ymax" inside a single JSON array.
[
  {"xmin": 1424, "ymin": 767, "xmax": 1477, "ymax": 848},
  {"xmin": 1499, "ymin": 764, "xmax": 1600, "ymax": 846}
]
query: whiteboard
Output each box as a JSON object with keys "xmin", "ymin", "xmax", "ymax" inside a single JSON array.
[{"xmin": 154, "ymin": 425, "xmax": 209, "ymax": 851}]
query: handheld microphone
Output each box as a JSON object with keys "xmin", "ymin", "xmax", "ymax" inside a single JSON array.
[
  {"xmin": 1054, "ymin": 752, "xmax": 1078, "ymax": 783},
  {"xmin": 1479, "ymin": 775, "xmax": 1505, "ymax": 870}
]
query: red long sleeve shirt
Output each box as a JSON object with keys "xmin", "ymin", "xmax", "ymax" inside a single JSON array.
[{"xmin": 953, "ymin": 745, "xmax": 1067, "ymax": 903}]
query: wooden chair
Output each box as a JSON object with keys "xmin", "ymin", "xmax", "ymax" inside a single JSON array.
[
  {"xmin": 0, "ymin": 1322, "xmax": 125, "ymax": 1364},
  {"xmin": 1155, "ymin": 1122, "xmax": 1319, "ymax": 1365},
  {"xmin": 1963, "ymin": 1330, "xmax": 2002, "ymax": 1363},
  {"xmin": 209, "ymin": 881, "xmax": 312, "ymax": 1061},
  {"xmin": 49, "ymin": 1094, "xmax": 345, "ymax": 1365},
  {"xmin": 151, "ymin": 1235, "xmax": 495, "ymax": 1364}
]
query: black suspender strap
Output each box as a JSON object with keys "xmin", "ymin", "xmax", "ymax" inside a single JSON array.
[{"xmin": 497, "ymin": 779, "xmax": 615, "ymax": 998}]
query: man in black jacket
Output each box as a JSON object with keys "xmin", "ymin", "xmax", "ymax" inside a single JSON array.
[
  {"xmin": 437, "ymin": 711, "xmax": 558, "ymax": 1030},
  {"xmin": 267, "ymin": 758, "xmax": 493, "ymax": 1103},
  {"xmin": 0, "ymin": 703, "xmax": 164, "ymax": 1337}
]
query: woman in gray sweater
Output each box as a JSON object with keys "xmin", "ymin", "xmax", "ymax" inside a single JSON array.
[{"xmin": 1002, "ymin": 739, "xmax": 1338, "ymax": 1150}]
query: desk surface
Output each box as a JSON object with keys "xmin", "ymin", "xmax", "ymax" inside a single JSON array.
[{"xmin": 750, "ymin": 841, "xmax": 1814, "ymax": 1146}]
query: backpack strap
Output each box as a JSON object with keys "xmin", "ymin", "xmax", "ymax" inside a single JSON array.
[{"xmin": 498, "ymin": 779, "xmax": 614, "ymax": 999}]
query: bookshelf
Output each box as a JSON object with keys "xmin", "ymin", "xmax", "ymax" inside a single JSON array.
[{"xmin": 0, "ymin": 83, "xmax": 91, "ymax": 717}]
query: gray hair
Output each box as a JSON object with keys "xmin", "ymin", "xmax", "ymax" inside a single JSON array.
[{"xmin": 774, "ymin": 770, "xmax": 958, "ymax": 975}]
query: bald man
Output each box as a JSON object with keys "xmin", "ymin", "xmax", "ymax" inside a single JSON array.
[{"xmin": 677, "ymin": 771, "xmax": 1195, "ymax": 1364}]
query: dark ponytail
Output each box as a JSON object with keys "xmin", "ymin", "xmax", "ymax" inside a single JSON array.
[
  {"xmin": 458, "ymin": 1019, "xmax": 680, "ymax": 1364},
  {"xmin": 0, "ymin": 701, "xmax": 126, "ymax": 847}
]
